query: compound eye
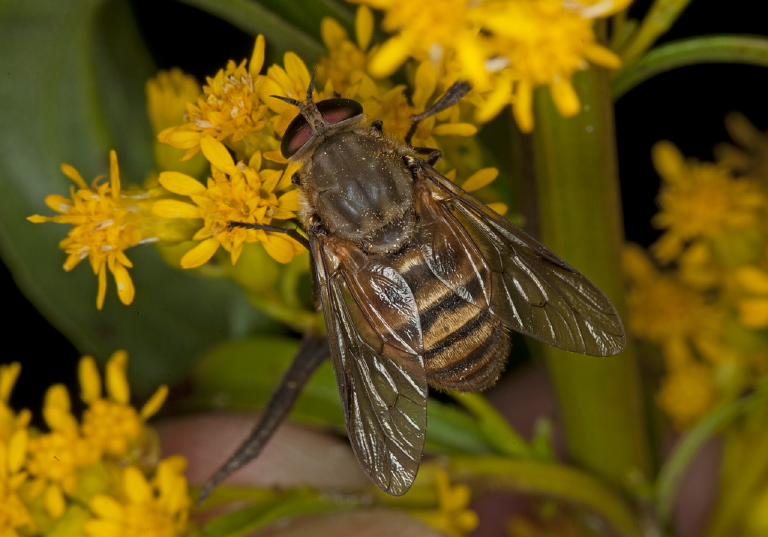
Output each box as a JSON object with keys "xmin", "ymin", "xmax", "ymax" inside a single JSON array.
[
  {"xmin": 316, "ymin": 98, "xmax": 363, "ymax": 125},
  {"xmin": 281, "ymin": 114, "xmax": 313, "ymax": 159},
  {"xmin": 280, "ymin": 98, "xmax": 364, "ymax": 159}
]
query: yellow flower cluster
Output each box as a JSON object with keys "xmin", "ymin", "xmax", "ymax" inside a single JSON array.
[
  {"xmin": 31, "ymin": 7, "xmax": 506, "ymax": 309},
  {"xmin": 348, "ymin": 0, "xmax": 630, "ymax": 131},
  {"xmin": 624, "ymin": 118, "xmax": 768, "ymax": 428},
  {"xmin": 0, "ymin": 353, "xmax": 189, "ymax": 537}
]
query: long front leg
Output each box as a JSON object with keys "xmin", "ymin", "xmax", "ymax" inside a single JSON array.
[{"xmin": 198, "ymin": 332, "xmax": 329, "ymax": 502}]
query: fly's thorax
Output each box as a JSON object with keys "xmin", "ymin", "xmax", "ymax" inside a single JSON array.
[{"xmin": 298, "ymin": 129, "xmax": 417, "ymax": 255}]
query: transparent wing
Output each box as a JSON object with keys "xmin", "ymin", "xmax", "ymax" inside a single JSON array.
[
  {"xmin": 311, "ymin": 235, "xmax": 428, "ymax": 496},
  {"xmin": 419, "ymin": 165, "xmax": 626, "ymax": 357}
]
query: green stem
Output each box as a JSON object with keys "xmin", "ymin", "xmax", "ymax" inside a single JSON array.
[
  {"xmin": 531, "ymin": 67, "xmax": 651, "ymax": 491},
  {"xmin": 450, "ymin": 456, "xmax": 640, "ymax": 537},
  {"xmin": 701, "ymin": 383, "xmax": 768, "ymax": 537},
  {"xmin": 619, "ymin": 0, "xmax": 692, "ymax": 65},
  {"xmin": 655, "ymin": 380, "xmax": 768, "ymax": 525},
  {"xmin": 451, "ymin": 392, "xmax": 532, "ymax": 458},
  {"xmin": 614, "ymin": 35, "xmax": 768, "ymax": 99}
]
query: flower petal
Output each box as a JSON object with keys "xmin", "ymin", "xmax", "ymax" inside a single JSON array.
[
  {"xmin": 45, "ymin": 482, "xmax": 66, "ymax": 518},
  {"xmin": 550, "ymin": 78, "xmax": 580, "ymax": 118},
  {"xmin": 368, "ymin": 35, "xmax": 411, "ymax": 78},
  {"xmin": 124, "ymin": 466, "xmax": 152, "ymax": 503},
  {"xmin": 89, "ymin": 494, "xmax": 125, "ymax": 520},
  {"xmin": 0, "ymin": 362, "xmax": 21, "ymax": 402},
  {"xmin": 79, "ymin": 356, "xmax": 102, "ymax": 403},
  {"xmin": 106, "ymin": 350, "xmax": 130, "ymax": 405},
  {"xmin": 356, "ymin": 5, "xmax": 373, "ymax": 51},
  {"xmin": 60, "ymin": 163, "xmax": 88, "ymax": 189},
  {"xmin": 200, "ymin": 136, "xmax": 235, "ymax": 170},
  {"xmin": 262, "ymin": 233, "xmax": 303, "ymax": 263},
  {"xmin": 111, "ymin": 263, "xmax": 135, "ymax": 306},
  {"xmin": 96, "ymin": 264, "xmax": 108, "ymax": 310},
  {"xmin": 432, "ymin": 123, "xmax": 477, "ymax": 137},
  {"xmin": 153, "ymin": 199, "xmax": 201, "ymax": 219},
  {"xmin": 140, "ymin": 385, "xmax": 168, "ymax": 420},
  {"xmin": 158, "ymin": 171, "xmax": 207, "ymax": 196},
  {"xmin": 181, "ymin": 238, "xmax": 220, "ymax": 269},
  {"xmin": 249, "ymin": 34, "xmax": 265, "ymax": 76},
  {"xmin": 461, "ymin": 168, "xmax": 498, "ymax": 192}
]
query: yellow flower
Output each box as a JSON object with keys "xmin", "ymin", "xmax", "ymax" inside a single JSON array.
[
  {"xmin": 80, "ymin": 352, "xmax": 168, "ymax": 458},
  {"xmin": 0, "ymin": 429, "xmax": 34, "ymax": 536},
  {"xmin": 651, "ymin": 141, "xmax": 765, "ymax": 263},
  {"xmin": 158, "ymin": 36, "xmax": 269, "ymax": 161},
  {"xmin": 657, "ymin": 361, "xmax": 716, "ymax": 429},
  {"xmin": 1, "ymin": 354, "xmax": 181, "ymax": 534},
  {"xmin": 26, "ymin": 384, "xmax": 100, "ymax": 508},
  {"xmin": 367, "ymin": 63, "xmax": 477, "ymax": 148},
  {"xmin": 84, "ymin": 456, "xmax": 189, "ymax": 537},
  {"xmin": 262, "ymin": 44, "xmax": 476, "ymax": 155},
  {"xmin": 25, "ymin": 351, "xmax": 167, "ymax": 521},
  {"xmin": 28, "ymin": 152, "xmax": 149, "ymax": 309},
  {"xmin": 715, "ymin": 112, "xmax": 768, "ymax": 182},
  {"xmin": 623, "ymin": 244, "xmax": 723, "ymax": 364},
  {"xmin": 146, "ymin": 68, "xmax": 207, "ymax": 176},
  {"xmin": 412, "ymin": 470, "xmax": 478, "ymax": 537},
  {"xmin": 316, "ymin": 6, "xmax": 376, "ymax": 94},
  {"xmin": 350, "ymin": 0, "xmax": 628, "ymax": 131},
  {"xmin": 147, "ymin": 68, "xmax": 202, "ymax": 138},
  {"xmin": 154, "ymin": 137, "xmax": 303, "ymax": 266},
  {"xmin": 257, "ymin": 50, "xmax": 333, "ymax": 139}
]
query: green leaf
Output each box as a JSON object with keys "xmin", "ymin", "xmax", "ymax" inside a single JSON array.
[
  {"xmin": 614, "ymin": 35, "xmax": 768, "ymax": 99},
  {"xmin": 426, "ymin": 398, "xmax": 494, "ymax": 455},
  {"xmin": 178, "ymin": 0, "xmax": 329, "ymax": 64},
  {"xmin": 617, "ymin": 0, "xmax": 693, "ymax": 66},
  {"xmin": 452, "ymin": 392, "xmax": 531, "ymax": 457},
  {"xmin": 192, "ymin": 336, "xmax": 345, "ymax": 426},
  {"xmin": 248, "ymin": 0, "xmax": 354, "ymax": 41},
  {"xmin": 0, "ymin": 0, "xmax": 271, "ymax": 394}
]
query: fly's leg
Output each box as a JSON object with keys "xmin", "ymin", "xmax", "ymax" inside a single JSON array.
[
  {"xmin": 227, "ymin": 221, "xmax": 310, "ymax": 250},
  {"xmin": 198, "ymin": 333, "xmax": 329, "ymax": 503},
  {"xmin": 405, "ymin": 80, "xmax": 471, "ymax": 146}
]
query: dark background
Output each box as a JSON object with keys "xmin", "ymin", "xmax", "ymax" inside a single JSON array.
[{"xmin": 3, "ymin": 0, "xmax": 766, "ymax": 416}]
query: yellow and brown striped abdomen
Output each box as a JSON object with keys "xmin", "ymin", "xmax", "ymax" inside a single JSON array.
[{"xmin": 392, "ymin": 246, "xmax": 508, "ymax": 392}]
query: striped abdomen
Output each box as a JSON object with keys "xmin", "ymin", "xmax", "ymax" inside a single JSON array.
[{"xmin": 392, "ymin": 246, "xmax": 509, "ymax": 391}]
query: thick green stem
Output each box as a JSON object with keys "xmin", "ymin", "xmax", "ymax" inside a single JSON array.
[{"xmin": 530, "ymin": 67, "xmax": 651, "ymax": 491}]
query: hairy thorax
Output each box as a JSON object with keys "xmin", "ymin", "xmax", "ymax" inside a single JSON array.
[{"xmin": 298, "ymin": 130, "xmax": 417, "ymax": 255}]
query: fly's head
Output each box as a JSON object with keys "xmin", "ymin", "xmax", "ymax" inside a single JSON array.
[{"xmin": 276, "ymin": 85, "xmax": 365, "ymax": 162}]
